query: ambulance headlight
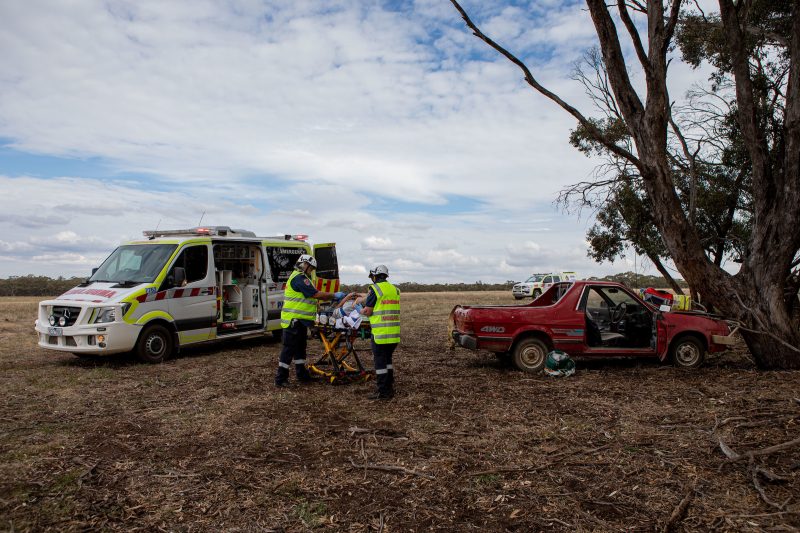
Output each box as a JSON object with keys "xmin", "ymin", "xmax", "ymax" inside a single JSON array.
[
  {"xmin": 58, "ymin": 316, "xmax": 67, "ymax": 327},
  {"xmin": 91, "ymin": 303, "xmax": 131, "ymax": 324}
]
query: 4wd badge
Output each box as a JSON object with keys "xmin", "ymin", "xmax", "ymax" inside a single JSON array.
[{"xmin": 480, "ymin": 326, "xmax": 505, "ymax": 333}]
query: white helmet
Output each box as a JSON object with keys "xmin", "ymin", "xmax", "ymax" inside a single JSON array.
[
  {"xmin": 369, "ymin": 264, "xmax": 389, "ymax": 278},
  {"xmin": 297, "ymin": 254, "xmax": 317, "ymax": 269}
]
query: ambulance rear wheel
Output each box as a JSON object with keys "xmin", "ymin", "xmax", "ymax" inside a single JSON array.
[{"xmin": 136, "ymin": 324, "xmax": 173, "ymax": 363}]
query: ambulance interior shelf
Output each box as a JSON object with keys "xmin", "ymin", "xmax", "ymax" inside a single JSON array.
[{"xmin": 213, "ymin": 243, "xmax": 263, "ymax": 329}]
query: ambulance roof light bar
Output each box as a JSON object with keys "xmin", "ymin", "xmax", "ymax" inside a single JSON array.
[{"xmin": 143, "ymin": 226, "xmax": 256, "ymax": 239}]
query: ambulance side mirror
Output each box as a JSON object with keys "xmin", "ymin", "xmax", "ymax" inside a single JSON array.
[{"xmin": 173, "ymin": 267, "xmax": 186, "ymax": 288}]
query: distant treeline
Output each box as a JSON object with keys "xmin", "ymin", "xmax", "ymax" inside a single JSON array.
[
  {"xmin": 0, "ymin": 271, "xmax": 687, "ymax": 297},
  {"xmin": 343, "ymin": 271, "xmax": 687, "ymax": 293},
  {"xmin": 0, "ymin": 275, "xmax": 85, "ymax": 296}
]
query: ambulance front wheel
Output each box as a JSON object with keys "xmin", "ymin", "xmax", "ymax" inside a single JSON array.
[
  {"xmin": 532, "ymin": 289, "xmax": 542, "ymax": 299},
  {"xmin": 136, "ymin": 324, "xmax": 173, "ymax": 363}
]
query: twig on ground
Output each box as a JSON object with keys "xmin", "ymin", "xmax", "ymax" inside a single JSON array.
[
  {"xmin": 543, "ymin": 517, "xmax": 573, "ymax": 528},
  {"xmin": 663, "ymin": 479, "xmax": 697, "ymax": 533},
  {"xmin": 348, "ymin": 459, "xmax": 434, "ymax": 480},
  {"xmin": 727, "ymin": 436, "xmax": 800, "ymax": 463}
]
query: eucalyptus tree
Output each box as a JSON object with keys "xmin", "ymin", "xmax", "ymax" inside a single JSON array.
[{"xmin": 450, "ymin": 0, "xmax": 800, "ymax": 368}]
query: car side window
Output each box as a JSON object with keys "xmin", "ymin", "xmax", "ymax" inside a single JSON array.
[{"xmin": 173, "ymin": 245, "xmax": 209, "ymax": 285}]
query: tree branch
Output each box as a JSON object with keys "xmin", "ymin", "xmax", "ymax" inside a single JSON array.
[
  {"xmin": 449, "ymin": 0, "xmax": 642, "ymax": 170},
  {"xmin": 618, "ymin": 0, "xmax": 651, "ymax": 74}
]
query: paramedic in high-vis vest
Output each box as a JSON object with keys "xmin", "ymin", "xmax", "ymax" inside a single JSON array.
[
  {"xmin": 275, "ymin": 254, "xmax": 344, "ymax": 387},
  {"xmin": 361, "ymin": 265, "xmax": 400, "ymax": 400}
]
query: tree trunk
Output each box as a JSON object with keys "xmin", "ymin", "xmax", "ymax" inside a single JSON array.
[{"xmin": 646, "ymin": 252, "xmax": 684, "ymax": 295}]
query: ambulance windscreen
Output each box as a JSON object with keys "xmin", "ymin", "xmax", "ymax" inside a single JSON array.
[{"xmin": 90, "ymin": 244, "xmax": 177, "ymax": 284}]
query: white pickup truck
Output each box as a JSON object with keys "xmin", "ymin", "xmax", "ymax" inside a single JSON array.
[{"xmin": 512, "ymin": 272, "xmax": 578, "ymax": 300}]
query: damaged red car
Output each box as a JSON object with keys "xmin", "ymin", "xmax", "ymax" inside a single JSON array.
[{"xmin": 449, "ymin": 281, "xmax": 734, "ymax": 372}]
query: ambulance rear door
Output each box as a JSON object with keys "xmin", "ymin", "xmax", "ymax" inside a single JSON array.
[{"xmin": 313, "ymin": 243, "xmax": 340, "ymax": 293}]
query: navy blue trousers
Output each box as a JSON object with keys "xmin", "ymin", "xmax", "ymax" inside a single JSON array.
[
  {"xmin": 372, "ymin": 339, "xmax": 398, "ymax": 395},
  {"xmin": 275, "ymin": 320, "xmax": 312, "ymax": 384}
]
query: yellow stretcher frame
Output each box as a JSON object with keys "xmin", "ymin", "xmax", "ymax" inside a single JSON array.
[{"xmin": 308, "ymin": 322, "xmax": 373, "ymax": 384}]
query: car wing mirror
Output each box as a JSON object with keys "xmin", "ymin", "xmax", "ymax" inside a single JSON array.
[
  {"xmin": 91, "ymin": 267, "xmax": 98, "ymax": 276},
  {"xmin": 173, "ymin": 267, "xmax": 186, "ymax": 287}
]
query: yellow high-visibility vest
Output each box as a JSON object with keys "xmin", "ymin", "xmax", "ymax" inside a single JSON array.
[
  {"xmin": 368, "ymin": 281, "xmax": 400, "ymax": 344},
  {"xmin": 281, "ymin": 270, "xmax": 317, "ymax": 328}
]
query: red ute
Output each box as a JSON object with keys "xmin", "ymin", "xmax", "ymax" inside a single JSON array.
[{"xmin": 450, "ymin": 281, "xmax": 733, "ymax": 372}]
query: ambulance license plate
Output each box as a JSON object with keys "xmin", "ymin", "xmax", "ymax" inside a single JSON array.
[{"xmin": 48, "ymin": 327, "xmax": 63, "ymax": 336}]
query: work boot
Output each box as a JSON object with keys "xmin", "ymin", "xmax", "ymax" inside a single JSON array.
[
  {"xmin": 275, "ymin": 366, "xmax": 290, "ymax": 387},
  {"xmin": 296, "ymin": 365, "xmax": 313, "ymax": 382},
  {"xmin": 368, "ymin": 390, "xmax": 393, "ymax": 401},
  {"xmin": 274, "ymin": 380, "xmax": 290, "ymax": 388}
]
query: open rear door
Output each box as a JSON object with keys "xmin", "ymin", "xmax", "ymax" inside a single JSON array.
[{"xmin": 313, "ymin": 243, "xmax": 340, "ymax": 292}]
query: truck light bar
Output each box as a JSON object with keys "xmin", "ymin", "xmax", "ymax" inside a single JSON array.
[{"xmin": 143, "ymin": 226, "xmax": 257, "ymax": 239}]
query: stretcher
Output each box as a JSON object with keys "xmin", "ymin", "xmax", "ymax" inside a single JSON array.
[{"xmin": 308, "ymin": 319, "xmax": 373, "ymax": 384}]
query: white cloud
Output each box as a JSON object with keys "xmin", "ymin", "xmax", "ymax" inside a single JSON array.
[
  {"xmin": 0, "ymin": 1, "xmax": 719, "ymax": 283},
  {"xmin": 361, "ymin": 236, "xmax": 393, "ymax": 250}
]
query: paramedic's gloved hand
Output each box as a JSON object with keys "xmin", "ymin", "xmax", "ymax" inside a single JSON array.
[{"xmin": 334, "ymin": 291, "xmax": 346, "ymax": 300}]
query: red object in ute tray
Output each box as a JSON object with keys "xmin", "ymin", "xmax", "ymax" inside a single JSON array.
[{"xmin": 642, "ymin": 287, "xmax": 674, "ymax": 306}]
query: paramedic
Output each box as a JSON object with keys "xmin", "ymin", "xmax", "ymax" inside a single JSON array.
[
  {"xmin": 361, "ymin": 265, "xmax": 400, "ymax": 400},
  {"xmin": 275, "ymin": 254, "xmax": 344, "ymax": 387}
]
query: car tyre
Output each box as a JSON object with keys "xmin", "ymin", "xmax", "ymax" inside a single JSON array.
[
  {"xmin": 136, "ymin": 324, "xmax": 173, "ymax": 363},
  {"xmin": 513, "ymin": 296, "xmax": 523, "ymax": 301},
  {"xmin": 512, "ymin": 337, "xmax": 548, "ymax": 373},
  {"xmin": 532, "ymin": 289, "xmax": 542, "ymax": 299},
  {"xmin": 670, "ymin": 335, "xmax": 705, "ymax": 369}
]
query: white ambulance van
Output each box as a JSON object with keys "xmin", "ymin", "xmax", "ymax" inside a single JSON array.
[{"xmin": 34, "ymin": 226, "xmax": 339, "ymax": 362}]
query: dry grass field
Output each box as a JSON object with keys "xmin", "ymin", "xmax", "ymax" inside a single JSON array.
[{"xmin": 1, "ymin": 292, "xmax": 799, "ymax": 532}]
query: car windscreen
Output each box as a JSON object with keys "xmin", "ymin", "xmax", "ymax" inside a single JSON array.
[{"xmin": 90, "ymin": 244, "xmax": 177, "ymax": 284}]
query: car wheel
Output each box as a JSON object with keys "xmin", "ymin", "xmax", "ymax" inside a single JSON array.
[
  {"xmin": 136, "ymin": 324, "xmax": 173, "ymax": 363},
  {"xmin": 512, "ymin": 337, "xmax": 548, "ymax": 373},
  {"xmin": 532, "ymin": 289, "xmax": 542, "ymax": 299},
  {"xmin": 670, "ymin": 335, "xmax": 705, "ymax": 369},
  {"xmin": 513, "ymin": 296, "xmax": 523, "ymax": 300}
]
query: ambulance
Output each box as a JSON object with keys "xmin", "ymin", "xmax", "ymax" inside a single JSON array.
[{"xmin": 34, "ymin": 226, "xmax": 339, "ymax": 362}]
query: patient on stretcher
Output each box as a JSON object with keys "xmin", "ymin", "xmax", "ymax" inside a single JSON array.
[
  {"xmin": 332, "ymin": 293, "xmax": 366, "ymax": 329},
  {"xmin": 318, "ymin": 293, "xmax": 367, "ymax": 329}
]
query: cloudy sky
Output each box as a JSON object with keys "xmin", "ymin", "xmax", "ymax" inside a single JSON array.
[{"xmin": 0, "ymin": 0, "xmax": 713, "ymax": 284}]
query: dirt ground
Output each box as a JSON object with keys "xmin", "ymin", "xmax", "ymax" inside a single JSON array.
[{"xmin": 1, "ymin": 292, "xmax": 799, "ymax": 532}]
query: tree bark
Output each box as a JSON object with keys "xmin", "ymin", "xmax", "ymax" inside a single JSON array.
[{"xmin": 645, "ymin": 251, "xmax": 684, "ymax": 295}]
